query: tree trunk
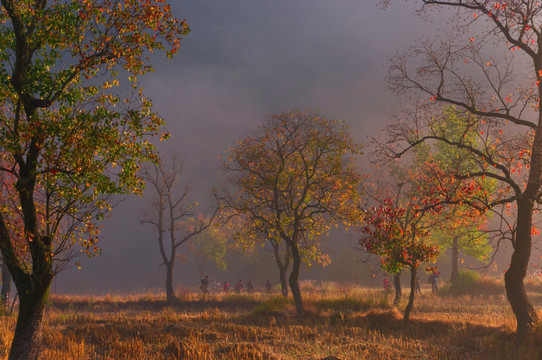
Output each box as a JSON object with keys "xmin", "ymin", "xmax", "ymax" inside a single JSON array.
[
  {"xmin": 451, "ymin": 236, "xmax": 459, "ymax": 282},
  {"xmin": 1, "ymin": 260, "xmax": 11, "ymax": 310},
  {"xmin": 8, "ymin": 277, "xmax": 51, "ymax": 360},
  {"xmin": 393, "ymin": 273, "xmax": 402, "ymax": 306},
  {"xmin": 403, "ymin": 266, "xmax": 417, "ymax": 321},
  {"xmin": 165, "ymin": 262, "xmax": 176, "ymax": 303},
  {"xmin": 288, "ymin": 245, "xmax": 304, "ymax": 316},
  {"xmin": 279, "ymin": 265, "xmax": 289, "ymax": 297},
  {"xmin": 505, "ymin": 198, "xmax": 537, "ymax": 340},
  {"xmin": 272, "ymin": 241, "xmax": 290, "ymax": 297}
]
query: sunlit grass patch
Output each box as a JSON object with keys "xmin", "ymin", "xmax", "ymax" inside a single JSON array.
[
  {"xmin": 313, "ymin": 294, "xmax": 390, "ymax": 312},
  {"xmin": 252, "ymin": 296, "xmax": 293, "ymax": 317}
]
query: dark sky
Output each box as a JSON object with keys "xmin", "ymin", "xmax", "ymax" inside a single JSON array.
[{"xmin": 55, "ymin": 1, "xmax": 444, "ymax": 294}]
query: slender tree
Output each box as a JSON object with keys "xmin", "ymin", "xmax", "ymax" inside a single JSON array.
[
  {"xmin": 141, "ymin": 156, "xmax": 215, "ymax": 303},
  {"xmin": 217, "ymin": 110, "xmax": 362, "ymax": 316},
  {"xmin": 269, "ymin": 237, "xmax": 291, "ymax": 297},
  {"xmin": 361, "ymin": 166, "xmax": 440, "ymax": 321},
  {"xmin": 0, "ymin": 2, "xmax": 188, "ymax": 358}
]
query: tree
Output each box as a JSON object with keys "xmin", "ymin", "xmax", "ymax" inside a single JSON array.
[
  {"xmin": 141, "ymin": 156, "xmax": 215, "ymax": 303},
  {"xmin": 383, "ymin": 0, "xmax": 542, "ymax": 338},
  {"xmin": 414, "ymin": 108, "xmax": 493, "ymax": 281},
  {"xmin": 217, "ymin": 110, "xmax": 361, "ymax": 316},
  {"xmin": 183, "ymin": 224, "xmax": 228, "ymax": 279},
  {"xmin": 361, "ymin": 166, "xmax": 441, "ymax": 321},
  {"xmin": 0, "ymin": 1, "xmax": 188, "ymax": 358},
  {"xmin": 268, "ymin": 236, "xmax": 291, "ymax": 297}
]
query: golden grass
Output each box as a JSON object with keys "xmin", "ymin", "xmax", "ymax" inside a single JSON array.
[{"xmin": 0, "ymin": 281, "xmax": 541, "ymax": 359}]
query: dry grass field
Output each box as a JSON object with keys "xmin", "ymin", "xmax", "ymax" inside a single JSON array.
[{"xmin": 1, "ymin": 280, "xmax": 542, "ymax": 359}]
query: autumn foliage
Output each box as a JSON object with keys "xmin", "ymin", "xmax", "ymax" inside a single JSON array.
[{"xmin": 218, "ymin": 110, "xmax": 362, "ymax": 316}]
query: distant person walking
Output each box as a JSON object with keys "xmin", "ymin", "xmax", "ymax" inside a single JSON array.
[
  {"xmin": 415, "ymin": 276, "xmax": 421, "ymax": 295},
  {"xmin": 223, "ymin": 280, "xmax": 230, "ymax": 293},
  {"xmin": 383, "ymin": 276, "xmax": 390, "ymax": 291},
  {"xmin": 200, "ymin": 275, "xmax": 210, "ymax": 297},
  {"xmin": 247, "ymin": 279, "xmax": 254, "ymax": 294},
  {"xmin": 265, "ymin": 280, "xmax": 272, "ymax": 294},
  {"xmin": 235, "ymin": 279, "xmax": 243, "ymax": 294},
  {"xmin": 431, "ymin": 271, "xmax": 439, "ymax": 292},
  {"xmin": 426, "ymin": 267, "xmax": 439, "ymax": 293}
]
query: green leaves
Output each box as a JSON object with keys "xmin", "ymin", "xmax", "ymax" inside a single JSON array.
[{"xmin": 0, "ymin": 0, "xmax": 186, "ymax": 270}]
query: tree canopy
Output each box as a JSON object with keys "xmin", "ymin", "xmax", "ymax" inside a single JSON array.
[{"xmin": 218, "ymin": 110, "xmax": 362, "ymax": 315}]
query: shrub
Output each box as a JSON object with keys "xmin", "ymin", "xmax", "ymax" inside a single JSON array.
[{"xmin": 440, "ymin": 270, "xmax": 504, "ymax": 297}]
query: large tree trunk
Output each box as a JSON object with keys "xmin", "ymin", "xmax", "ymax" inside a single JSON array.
[
  {"xmin": 165, "ymin": 262, "xmax": 176, "ymax": 303},
  {"xmin": 288, "ymin": 245, "xmax": 304, "ymax": 316},
  {"xmin": 393, "ymin": 273, "xmax": 402, "ymax": 306},
  {"xmin": 505, "ymin": 198, "xmax": 537, "ymax": 340},
  {"xmin": 8, "ymin": 274, "xmax": 51, "ymax": 360},
  {"xmin": 1, "ymin": 260, "xmax": 11, "ymax": 310},
  {"xmin": 403, "ymin": 266, "xmax": 417, "ymax": 321},
  {"xmin": 451, "ymin": 236, "xmax": 459, "ymax": 282}
]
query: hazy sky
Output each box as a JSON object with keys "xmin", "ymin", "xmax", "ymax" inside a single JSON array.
[{"xmin": 55, "ymin": 1, "xmax": 444, "ymax": 294}]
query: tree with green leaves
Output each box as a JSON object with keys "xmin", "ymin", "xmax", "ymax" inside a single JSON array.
[
  {"xmin": 0, "ymin": 1, "xmax": 188, "ymax": 358},
  {"xmin": 217, "ymin": 110, "xmax": 362, "ymax": 316},
  {"xmin": 414, "ymin": 107, "xmax": 494, "ymax": 281},
  {"xmin": 184, "ymin": 224, "xmax": 228, "ymax": 279}
]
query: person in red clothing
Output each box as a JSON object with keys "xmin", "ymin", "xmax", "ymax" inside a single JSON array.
[
  {"xmin": 223, "ymin": 280, "xmax": 230, "ymax": 293},
  {"xmin": 235, "ymin": 279, "xmax": 243, "ymax": 294}
]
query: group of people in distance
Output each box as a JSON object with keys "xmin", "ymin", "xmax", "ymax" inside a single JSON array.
[
  {"xmin": 200, "ymin": 276, "xmax": 274, "ymax": 295},
  {"xmin": 383, "ymin": 267, "xmax": 440, "ymax": 294}
]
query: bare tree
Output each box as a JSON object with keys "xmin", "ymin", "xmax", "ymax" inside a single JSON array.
[{"xmin": 141, "ymin": 156, "xmax": 215, "ymax": 303}]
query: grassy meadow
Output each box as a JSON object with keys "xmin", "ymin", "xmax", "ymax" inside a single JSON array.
[{"xmin": 1, "ymin": 279, "xmax": 542, "ymax": 359}]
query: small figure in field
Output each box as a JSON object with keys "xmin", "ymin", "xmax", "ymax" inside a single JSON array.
[
  {"xmin": 235, "ymin": 279, "xmax": 243, "ymax": 294},
  {"xmin": 247, "ymin": 279, "xmax": 255, "ymax": 294},
  {"xmin": 200, "ymin": 275, "xmax": 210, "ymax": 297},
  {"xmin": 223, "ymin": 280, "xmax": 230, "ymax": 293},
  {"xmin": 426, "ymin": 267, "xmax": 439, "ymax": 293},
  {"xmin": 265, "ymin": 280, "xmax": 272, "ymax": 294},
  {"xmin": 383, "ymin": 276, "xmax": 390, "ymax": 291},
  {"xmin": 415, "ymin": 276, "xmax": 421, "ymax": 295}
]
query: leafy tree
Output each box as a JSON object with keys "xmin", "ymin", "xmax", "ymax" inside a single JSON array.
[
  {"xmin": 416, "ymin": 107, "xmax": 493, "ymax": 280},
  {"xmin": 217, "ymin": 110, "xmax": 362, "ymax": 316},
  {"xmin": 361, "ymin": 165, "xmax": 441, "ymax": 321},
  {"xmin": 0, "ymin": 1, "xmax": 188, "ymax": 358},
  {"xmin": 383, "ymin": 0, "xmax": 542, "ymax": 337},
  {"xmin": 183, "ymin": 224, "xmax": 228, "ymax": 279},
  {"xmin": 141, "ymin": 156, "xmax": 214, "ymax": 303}
]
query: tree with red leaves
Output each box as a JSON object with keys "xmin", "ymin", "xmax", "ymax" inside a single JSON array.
[{"xmin": 360, "ymin": 164, "xmax": 441, "ymax": 321}]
